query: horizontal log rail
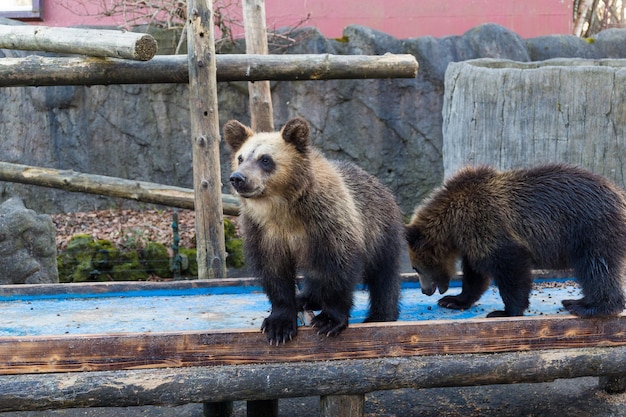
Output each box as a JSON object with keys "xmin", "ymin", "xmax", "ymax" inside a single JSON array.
[
  {"xmin": 1, "ymin": 346, "xmax": 624, "ymax": 411},
  {"xmin": 0, "ymin": 161, "xmax": 240, "ymax": 215},
  {"xmin": 0, "ymin": 25, "xmax": 158, "ymax": 61},
  {"xmin": 0, "ymin": 314, "xmax": 623, "ymax": 375},
  {"xmin": 0, "ymin": 53, "xmax": 419, "ymax": 86}
]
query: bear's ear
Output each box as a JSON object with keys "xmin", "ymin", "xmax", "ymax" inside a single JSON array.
[
  {"xmin": 223, "ymin": 120, "xmax": 254, "ymax": 153},
  {"xmin": 281, "ymin": 117, "xmax": 309, "ymax": 154},
  {"xmin": 405, "ymin": 224, "xmax": 425, "ymax": 249}
]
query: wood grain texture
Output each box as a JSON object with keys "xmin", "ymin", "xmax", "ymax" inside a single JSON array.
[
  {"xmin": 187, "ymin": 0, "xmax": 227, "ymax": 278},
  {"xmin": 443, "ymin": 59, "xmax": 626, "ymax": 187},
  {"xmin": 0, "ymin": 25, "xmax": 157, "ymax": 61},
  {"xmin": 0, "ymin": 161, "xmax": 240, "ymax": 216},
  {"xmin": 0, "ymin": 54, "xmax": 419, "ymax": 87},
  {"xmin": 1, "ymin": 346, "xmax": 625, "ymax": 410},
  {"xmin": 0, "ymin": 314, "xmax": 623, "ymax": 375}
]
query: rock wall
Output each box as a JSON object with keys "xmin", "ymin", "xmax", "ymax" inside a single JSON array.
[
  {"xmin": 2, "ymin": 20, "xmax": 626, "ymax": 215},
  {"xmin": 0, "ymin": 198, "xmax": 58, "ymax": 284}
]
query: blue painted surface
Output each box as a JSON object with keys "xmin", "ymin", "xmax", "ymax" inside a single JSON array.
[{"xmin": 0, "ymin": 280, "xmax": 582, "ymax": 337}]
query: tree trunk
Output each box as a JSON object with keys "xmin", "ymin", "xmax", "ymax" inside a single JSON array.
[{"xmin": 443, "ymin": 58, "xmax": 626, "ymax": 188}]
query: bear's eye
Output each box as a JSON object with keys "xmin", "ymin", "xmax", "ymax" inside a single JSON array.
[
  {"xmin": 237, "ymin": 155, "xmax": 243, "ymax": 164},
  {"xmin": 258, "ymin": 155, "xmax": 275, "ymax": 172}
]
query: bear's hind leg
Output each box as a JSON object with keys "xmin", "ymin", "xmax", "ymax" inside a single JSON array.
[
  {"xmin": 564, "ymin": 255, "xmax": 626, "ymax": 317},
  {"xmin": 311, "ymin": 294, "xmax": 352, "ymax": 337},
  {"xmin": 307, "ymin": 272, "xmax": 355, "ymax": 337},
  {"xmin": 363, "ymin": 254, "xmax": 401, "ymax": 322}
]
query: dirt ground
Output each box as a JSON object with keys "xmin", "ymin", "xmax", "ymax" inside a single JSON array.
[{"xmin": 3, "ymin": 377, "xmax": 625, "ymax": 417}]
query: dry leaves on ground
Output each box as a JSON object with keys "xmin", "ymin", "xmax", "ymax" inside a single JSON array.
[{"xmin": 50, "ymin": 209, "xmax": 198, "ymax": 251}]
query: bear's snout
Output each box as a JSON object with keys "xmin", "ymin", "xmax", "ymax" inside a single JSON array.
[{"xmin": 230, "ymin": 172, "xmax": 247, "ymax": 191}]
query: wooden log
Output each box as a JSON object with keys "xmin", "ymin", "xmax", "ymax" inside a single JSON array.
[
  {"xmin": 0, "ymin": 25, "xmax": 157, "ymax": 61},
  {"xmin": 187, "ymin": 0, "xmax": 227, "ymax": 279},
  {"xmin": 442, "ymin": 58, "xmax": 626, "ymax": 188},
  {"xmin": 320, "ymin": 395, "xmax": 364, "ymax": 417},
  {"xmin": 243, "ymin": 0, "xmax": 274, "ymax": 132},
  {"xmin": 0, "ymin": 346, "xmax": 624, "ymax": 411},
  {"xmin": 0, "ymin": 161, "xmax": 240, "ymax": 216},
  {"xmin": 0, "ymin": 53, "xmax": 419, "ymax": 87},
  {"xmin": 0, "ymin": 315, "xmax": 623, "ymax": 375}
]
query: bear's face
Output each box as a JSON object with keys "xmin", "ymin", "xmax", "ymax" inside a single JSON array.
[
  {"xmin": 223, "ymin": 118, "xmax": 311, "ymax": 201},
  {"xmin": 405, "ymin": 224, "xmax": 456, "ymax": 296}
]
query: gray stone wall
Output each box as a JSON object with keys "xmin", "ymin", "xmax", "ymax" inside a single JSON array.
[{"xmin": 2, "ymin": 20, "xmax": 626, "ymax": 215}]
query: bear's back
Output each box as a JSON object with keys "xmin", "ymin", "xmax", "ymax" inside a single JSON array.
[{"xmin": 443, "ymin": 164, "xmax": 626, "ymax": 267}]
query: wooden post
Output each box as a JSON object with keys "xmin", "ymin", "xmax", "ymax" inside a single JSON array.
[
  {"xmin": 242, "ymin": 0, "xmax": 274, "ymax": 132},
  {"xmin": 320, "ymin": 395, "xmax": 365, "ymax": 417},
  {"xmin": 242, "ymin": 2, "xmax": 275, "ymax": 414},
  {"xmin": 187, "ymin": 0, "xmax": 227, "ymax": 279}
]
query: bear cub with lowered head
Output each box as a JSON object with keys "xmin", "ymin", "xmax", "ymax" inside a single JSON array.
[
  {"xmin": 224, "ymin": 117, "xmax": 403, "ymax": 344},
  {"xmin": 405, "ymin": 164, "xmax": 626, "ymax": 318}
]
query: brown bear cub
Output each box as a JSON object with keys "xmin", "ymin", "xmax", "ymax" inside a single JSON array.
[
  {"xmin": 405, "ymin": 164, "xmax": 626, "ymax": 318},
  {"xmin": 224, "ymin": 117, "xmax": 403, "ymax": 344}
]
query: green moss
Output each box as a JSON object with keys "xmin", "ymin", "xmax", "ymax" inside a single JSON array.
[
  {"xmin": 57, "ymin": 218, "xmax": 246, "ymax": 281},
  {"xmin": 225, "ymin": 238, "xmax": 244, "ymax": 268},
  {"xmin": 224, "ymin": 218, "xmax": 244, "ymax": 269},
  {"xmin": 144, "ymin": 241, "xmax": 173, "ymax": 278},
  {"xmin": 584, "ymin": 37, "xmax": 595, "ymax": 44},
  {"xmin": 112, "ymin": 251, "xmax": 148, "ymax": 281},
  {"xmin": 179, "ymin": 247, "xmax": 198, "ymax": 276},
  {"xmin": 58, "ymin": 234, "xmax": 96, "ymax": 283}
]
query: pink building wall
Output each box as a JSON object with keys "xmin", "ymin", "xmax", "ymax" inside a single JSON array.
[{"xmin": 36, "ymin": 0, "xmax": 572, "ymax": 39}]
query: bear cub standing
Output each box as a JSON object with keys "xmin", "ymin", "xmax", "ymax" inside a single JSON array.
[
  {"xmin": 405, "ymin": 164, "xmax": 626, "ymax": 318},
  {"xmin": 224, "ymin": 117, "xmax": 403, "ymax": 344}
]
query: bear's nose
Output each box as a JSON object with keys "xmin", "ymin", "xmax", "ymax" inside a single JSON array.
[{"xmin": 229, "ymin": 172, "xmax": 246, "ymax": 189}]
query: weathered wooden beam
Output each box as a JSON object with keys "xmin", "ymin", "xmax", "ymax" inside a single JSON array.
[
  {"xmin": 0, "ymin": 346, "xmax": 624, "ymax": 411},
  {"xmin": 0, "ymin": 161, "xmax": 240, "ymax": 216},
  {"xmin": 0, "ymin": 315, "xmax": 623, "ymax": 375},
  {"xmin": 0, "ymin": 53, "xmax": 419, "ymax": 86},
  {"xmin": 187, "ymin": 0, "xmax": 227, "ymax": 279},
  {"xmin": 0, "ymin": 25, "xmax": 157, "ymax": 61}
]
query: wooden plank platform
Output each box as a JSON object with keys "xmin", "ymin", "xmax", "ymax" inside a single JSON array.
[
  {"xmin": 0, "ymin": 314, "xmax": 624, "ymax": 375},
  {"xmin": 0, "ymin": 277, "xmax": 623, "ymax": 412}
]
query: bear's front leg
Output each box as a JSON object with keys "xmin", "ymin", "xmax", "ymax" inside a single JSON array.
[
  {"xmin": 258, "ymin": 268, "xmax": 299, "ymax": 345},
  {"xmin": 261, "ymin": 304, "xmax": 298, "ymax": 345},
  {"xmin": 438, "ymin": 260, "xmax": 490, "ymax": 310}
]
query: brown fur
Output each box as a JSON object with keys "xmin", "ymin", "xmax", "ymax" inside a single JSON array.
[
  {"xmin": 405, "ymin": 164, "xmax": 626, "ymax": 318},
  {"xmin": 224, "ymin": 117, "xmax": 403, "ymax": 344}
]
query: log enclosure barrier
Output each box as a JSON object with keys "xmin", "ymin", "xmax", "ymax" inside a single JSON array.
[{"xmin": 1, "ymin": 5, "xmax": 626, "ymax": 417}]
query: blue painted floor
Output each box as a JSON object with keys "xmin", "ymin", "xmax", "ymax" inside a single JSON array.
[{"xmin": 0, "ymin": 279, "xmax": 581, "ymax": 337}]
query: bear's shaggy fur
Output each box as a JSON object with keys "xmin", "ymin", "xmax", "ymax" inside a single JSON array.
[
  {"xmin": 405, "ymin": 164, "xmax": 626, "ymax": 318},
  {"xmin": 224, "ymin": 117, "xmax": 403, "ymax": 344}
]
